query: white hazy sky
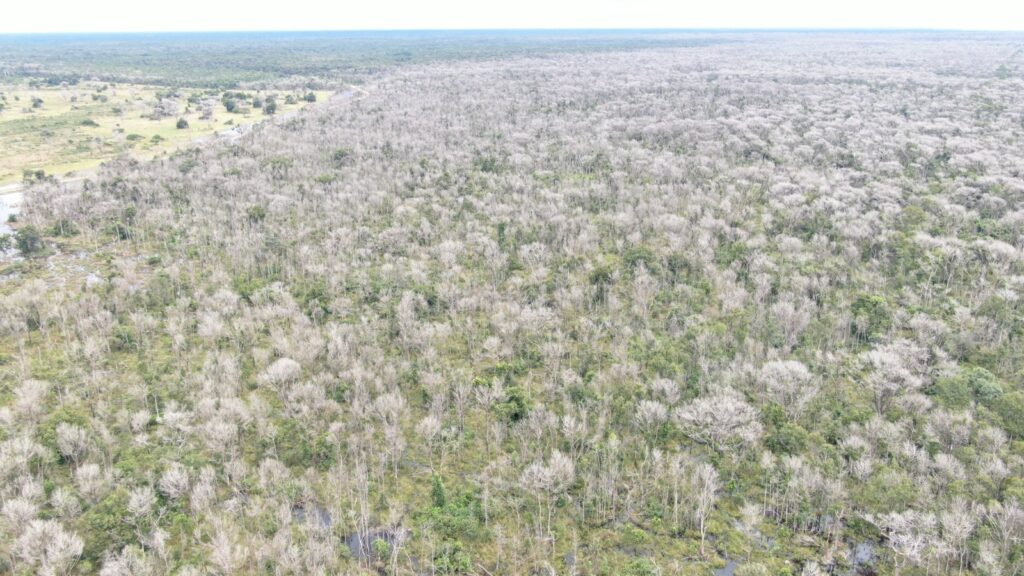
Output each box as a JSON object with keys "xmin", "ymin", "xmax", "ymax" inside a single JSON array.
[{"xmin": 1, "ymin": 0, "xmax": 1022, "ymax": 33}]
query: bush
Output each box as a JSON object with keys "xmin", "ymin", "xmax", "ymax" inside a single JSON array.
[
  {"xmin": 494, "ymin": 385, "xmax": 530, "ymax": 423},
  {"xmin": 767, "ymin": 422, "xmax": 809, "ymax": 455},
  {"xmin": 275, "ymin": 419, "xmax": 335, "ymax": 470},
  {"xmin": 625, "ymin": 559, "xmax": 658, "ymax": 576},
  {"xmin": 331, "ymin": 147, "xmax": 353, "ymax": 166},
  {"xmin": 50, "ymin": 218, "xmax": 78, "ymax": 237},
  {"xmin": 854, "ymin": 468, "xmax": 918, "ymax": 513},
  {"xmin": 851, "ymin": 294, "xmax": 891, "ymax": 341},
  {"xmin": 79, "ymin": 490, "xmax": 135, "ymax": 563},
  {"xmin": 176, "ymin": 118, "xmax": 189, "ymax": 129},
  {"xmin": 15, "ymin": 225, "xmax": 44, "ymax": 255},
  {"xmin": 963, "ymin": 366, "xmax": 1003, "ymax": 404},
  {"xmin": 433, "ymin": 541, "xmax": 471, "ymax": 574},
  {"xmin": 247, "ymin": 205, "xmax": 267, "ymax": 223},
  {"xmin": 372, "ymin": 537, "xmax": 391, "ymax": 559},
  {"xmin": 932, "ymin": 366, "xmax": 1004, "ymax": 408},
  {"xmin": 994, "ymin": 391, "xmax": 1024, "ymax": 439}
]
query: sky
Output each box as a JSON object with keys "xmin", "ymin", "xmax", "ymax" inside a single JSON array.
[{"xmin": 1, "ymin": 0, "xmax": 1022, "ymax": 33}]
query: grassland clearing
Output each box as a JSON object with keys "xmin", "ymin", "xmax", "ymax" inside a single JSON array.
[{"xmin": 0, "ymin": 80, "xmax": 330, "ymax": 183}]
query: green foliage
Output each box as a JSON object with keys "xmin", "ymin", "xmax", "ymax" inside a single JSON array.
[
  {"xmin": 433, "ymin": 540, "xmax": 472, "ymax": 574},
  {"xmin": 736, "ymin": 564, "xmax": 774, "ymax": 576},
  {"xmin": 994, "ymin": 391, "xmax": 1024, "ymax": 439},
  {"xmin": 247, "ymin": 205, "xmax": 268, "ymax": 224},
  {"xmin": 38, "ymin": 405, "xmax": 90, "ymax": 455},
  {"xmin": 291, "ymin": 277, "xmax": 331, "ymax": 322},
  {"xmin": 331, "ymin": 147, "xmax": 353, "ymax": 166},
  {"xmin": 493, "ymin": 385, "xmax": 530, "ymax": 423},
  {"xmin": 932, "ymin": 366, "xmax": 1004, "ymax": 409},
  {"xmin": 78, "ymin": 489, "xmax": 135, "ymax": 563},
  {"xmin": 233, "ymin": 273, "xmax": 274, "ymax": 303},
  {"xmin": 473, "ymin": 154, "xmax": 503, "ymax": 174},
  {"xmin": 372, "ymin": 537, "xmax": 391, "ymax": 559},
  {"xmin": 431, "ymin": 474, "xmax": 447, "ymax": 508},
  {"xmin": 422, "ymin": 482, "xmax": 483, "ymax": 541},
  {"xmin": 962, "ymin": 366, "xmax": 1003, "ymax": 404},
  {"xmin": 15, "ymin": 225, "xmax": 44, "ymax": 255},
  {"xmin": 767, "ymin": 422, "xmax": 809, "ymax": 455},
  {"xmin": 588, "ymin": 262, "xmax": 614, "ymax": 287},
  {"xmin": 715, "ymin": 239, "xmax": 748, "ymax": 268},
  {"xmin": 274, "ymin": 419, "xmax": 335, "ymax": 471},
  {"xmin": 622, "ymin": 244, "xmax": 657, "ymax": 272},
  {"xmin": 851, "ymin": 294, "xmax": 891, "ymax": 341},
  {"xmin": 178, "ymin": 158, "xmax": 198, "ymax": 174},
  {"xmin": 854, "ymin": 468, "xmax": 918, "ymax": 513},
  {"xmin": 49, "ymin": 218, "xmax": 78, "ymax": 238},
  {"xmin": 931, "ymin": 376, "xmax": 973, "ymax": 409},
  {"xmin": 624, "ymin": 558, "xmax": 659, "ymax": 576}
]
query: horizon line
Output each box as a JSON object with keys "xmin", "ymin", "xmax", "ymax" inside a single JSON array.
[{"xmin": 1, "ymin": 26, "xmax": 1023, "ymax": 36}]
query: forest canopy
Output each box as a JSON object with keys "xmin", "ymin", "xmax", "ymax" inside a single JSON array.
[{"xmin": 1, "ymin": 31, "xmax": 1024, "ymax": 576}]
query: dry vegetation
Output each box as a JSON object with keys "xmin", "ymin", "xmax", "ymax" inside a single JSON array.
[{"xmin": 1, "ymin": 33, "xmax": 1024, "ymax": 575}]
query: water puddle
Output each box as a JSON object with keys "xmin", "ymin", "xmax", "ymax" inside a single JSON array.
[
  {"xmin": 291, "ymin": 503, "xmax": 333, "ymax": 529},
  {"xmin": 344, "ymin": 527, "xmax": 410, "ymax": 561},
  {"xmin": 0, "ymin": 189, "xmax": 23, "ymax": 236},
  {"xmin": 714, "ymin": 560, "xmax": 738, "ymax": 576}
]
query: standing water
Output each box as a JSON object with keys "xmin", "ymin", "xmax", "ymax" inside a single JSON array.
[{"xmin": 0, "ymin": 189, "xmax": 23, "ymax": 236}]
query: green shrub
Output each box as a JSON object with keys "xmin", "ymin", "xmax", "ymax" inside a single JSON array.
[
  {"xmin": 994, "ymin": 391, "xmax": 1024, "ymax": 439},
  {"xmin": 78, "ymin": 490, "xmax": 135, "ymax": 563},
  {"xmin": 851, "ymin": 294, "xmax": 891, "ymax": 341},
  {"xmin": 625, "ymin": 558, "xmax": 658, "ymax": 576},
  {"xmin": 767, "ymin": 422, "xmax": 809, "ymax": 455},
  {"xmin": 275, "ymin": 419, "xmax": 335, "ymax": 471},
  {"xmin": 494, "ymin": 385, "xmax": 530, "ymax": 423},
  {"xmin": 15, "ymin": 225, "xmax": 44, "ymax": 255},
  {"xmin": 433, "ymin": 541, "xmax": 472, "ymax": 574}
]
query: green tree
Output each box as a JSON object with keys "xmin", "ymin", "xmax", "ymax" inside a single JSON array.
[
  {"xmin": 15, "ymin": 225, "xmax": 44, "ymax": 255},
  {"xmin": 994, "ymin": 391, "xmax": 1024, "ymax": 439}
]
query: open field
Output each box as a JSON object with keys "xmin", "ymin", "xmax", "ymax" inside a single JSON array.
[{"xmin": 0, "ymin": 81, "xmax": 331, "ymax": 183}]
